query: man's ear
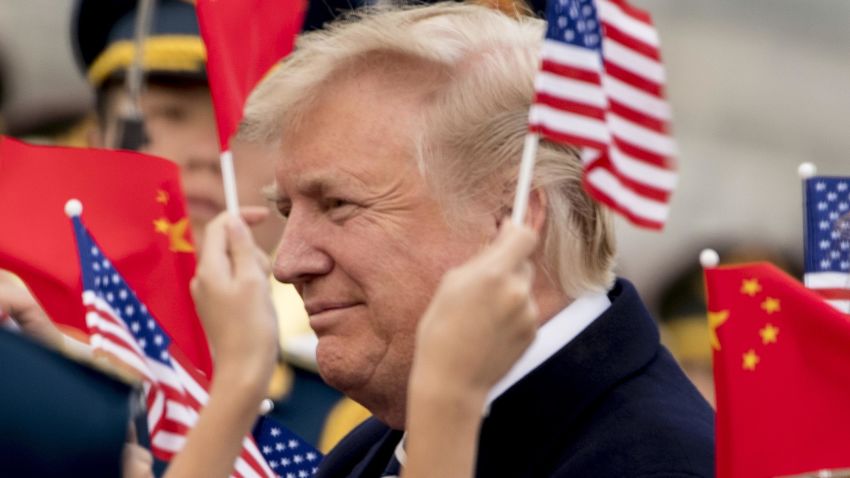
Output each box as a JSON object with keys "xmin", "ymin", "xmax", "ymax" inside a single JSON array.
[
  {"xmin": 525, "ymin": 187, "xmax": 548, "ymax": 234},
  {"xmin": 494, "ymin": 187, "xmax": 548, "ymax": 233}
]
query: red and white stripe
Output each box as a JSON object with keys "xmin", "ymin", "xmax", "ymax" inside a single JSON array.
[
  {"xmin": 83, "ymin": 292, "xmax": 276, "ymax": 478},
  {"xmin": 804, "ymin": 272, "xmax": 850, "ymax": 313},
  {"xmin": 530, "ymin": 0, "xmax": 677, "ymax": 229}
]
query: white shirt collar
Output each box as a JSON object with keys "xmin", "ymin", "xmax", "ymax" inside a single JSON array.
[
  {"xmin": 484, "ymin": 290, "xmax": 611, "ymax": 412},
  {"xmin": 392, "ymin": 291, "xmax": 611, "ymax": 469}
]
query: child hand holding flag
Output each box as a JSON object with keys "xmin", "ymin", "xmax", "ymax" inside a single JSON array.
[
  {"xmin": 191, "ymin": 207, "xmax": 278, "ymax": 377},
  {"xmin": 169, "ymin": 207, "xmax": 280, "ymax": 477},
  {"xmin": 406, "ymin": 221, "xmax": 540, "ymax": 478}
]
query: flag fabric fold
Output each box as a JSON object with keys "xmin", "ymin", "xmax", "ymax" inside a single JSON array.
[
  {"xmin": 530, "ymin": 0, "xmax": 677, "ymax": 229},
  {"xmin": 0, "ymin": 136, "xmax": 211, "ymax": 376},
  {"xmin": 71, "ymin": 213, "xmax": 321, "ymax": 477},
  {"xmin": 196, "ymin": 0, "xmax": 306, "ymax": 149},
  {"xmin": 705, "ymin": 262, "xmax": 850, "ymax": 478},
  {"xmin": 803, "ymin": 175, "xmax": 850, "ymax": 313}
]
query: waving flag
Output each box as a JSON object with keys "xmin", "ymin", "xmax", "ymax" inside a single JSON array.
[
  {"xmin": 196, "ymin": 0, "xmax": 306, "ymax": 215},
  {"xmin": 529, "ymin": 0, "xmax": 677, "ymax": 229},
  {"xmin": 803, "ymin": 175, "xmax": 850, "ymax": 313},
  {"xmin": 70, "ymin": 208, "xmax": 321, "ymax": 476},
  {"xmin": 705, "ymin": 262, "xmax": 850, "ymax": 478},
  {"xmin": 0, "ymin": 136, "xmax": 211, "ymax": 375},
  {"xmin": 196, "ymin": 0, "xmax": 306, "ymax": 149}
]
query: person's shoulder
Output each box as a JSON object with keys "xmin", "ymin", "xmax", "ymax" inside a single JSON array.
[
  {"xmin": 549, "ymin": 405, "xmax": 713, "ymax": 478},
  {"xmin": 316, "ymin": 417, "xmax": 400, "ymax": 478},
  {"xmin": 334, "ymin": 416, "xmax": 390, "ymax": 443},
  {"xmin": 323, "ymin": 416, "xmax": 388, "ymax": 457},
  {"xmin": 555, "ymin": 348, "xmax": 714, "ymax": 477}
]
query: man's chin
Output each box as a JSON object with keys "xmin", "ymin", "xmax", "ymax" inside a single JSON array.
[
  {"xmin": 315, "ymin": 346, "xmax": 370, "ymax": 394},
  {"xmin": 316, "ymin": 365, "xmax": 370, "ymax": 400}
]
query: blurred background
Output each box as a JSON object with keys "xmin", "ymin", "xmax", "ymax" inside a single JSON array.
[
  {"xmin": 0, "ymin": 1, "xmax": 92, "ymax": 140},
  {"xmin": 0, "ymin": 0, "xmax": 848, "ymax": 404},
  {"xmin": 618, "ymin": 0, "xmax": 850, "ymax": 308}
]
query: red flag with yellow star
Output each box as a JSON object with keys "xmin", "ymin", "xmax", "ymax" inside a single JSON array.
[
  {"xmin": 0, "ymin": 136, "xmax": 211, "ymax": 376},
  {"xmin": 705, "ymin": 262, "xmax": 850, "ymax": 478}
]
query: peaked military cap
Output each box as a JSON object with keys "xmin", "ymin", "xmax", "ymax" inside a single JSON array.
[{"xmin": 72, "ymin": 0, "xmax": 207, "ymax": 88}]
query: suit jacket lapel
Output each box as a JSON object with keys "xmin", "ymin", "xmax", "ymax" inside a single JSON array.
[
  {"xmin": 316, "ymin": 418, "xmax": 402, "ymax": 478},
  {"xmin": 476, "ymin": 279, "xmax": 660, "ymax": 476}
]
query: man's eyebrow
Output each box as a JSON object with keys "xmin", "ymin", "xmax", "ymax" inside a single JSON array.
[
  {"xmin": 264, "ymin": 171, "xmax": 370, "ymax": 203},
  {"xmin": 261, "ymin": 176, "xmax": 339, "ymax": 201},
  {"xmin": 296, "ymin": 170, "xmax": 368, "ymax": 196}
]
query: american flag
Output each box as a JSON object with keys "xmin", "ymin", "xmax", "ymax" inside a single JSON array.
[
  {"xmin": 254, "ymin": 416, "xmax": 321, "ymax": 477},
  {"xmin": 70, "ymin": 213, "xmax": 321, "ymax": 477},
  {"xmin": 529, "ymin": 0, "xmax": 677, "ymax": 229},
  {"xmin": 803, "ymin": 176, "xmax": 850, "ymax": 313}
]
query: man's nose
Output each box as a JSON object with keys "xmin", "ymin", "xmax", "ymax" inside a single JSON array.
[{"xmin": 272, "ymin": 211, "xmax": 333, "ymax": 287}]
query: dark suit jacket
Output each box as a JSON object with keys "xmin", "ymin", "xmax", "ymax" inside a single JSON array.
[
  {"xmin": 316, "ymin": 279, "xmax": 714, "ymax": 477},
  {"xmin": 0, "ymin": 328, "xmax": 133, "ymax": 477}
]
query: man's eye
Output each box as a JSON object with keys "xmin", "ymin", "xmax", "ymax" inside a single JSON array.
[
  {"xmin": 328, "ymin": 198, "xmax": 349, "ymax": 209},
  {"xmin": 325, "ymin": 198, "xmax": 358, "ymax": 220}
]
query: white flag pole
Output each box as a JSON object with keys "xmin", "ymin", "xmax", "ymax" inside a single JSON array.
[
  {"xmin": 220, "ymin": 150, "xmax": 240, "ymax": 216},
  {"xmin": 512, "ymin": 38, "xmax": 543, "ymax": 226},
  {"xmin": 511, "ymin": 132, "xmax": 541, "ymax": 225},
  {"xmin": 798, "ymin": 161, "xmax": 816, "ymax": 289}
]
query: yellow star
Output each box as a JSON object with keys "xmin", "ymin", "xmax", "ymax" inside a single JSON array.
[
  {"xmin": 152, "ymin": 217, "xmax": 194, "ymax": 253},
  {"xmin": 742, "ymin": 349, "xmax": 760, "ymax": 371},
  {"xmin": 156, "ymin": 190, "xmax": 169, "ymax": 204},
  {"xmin": 760, "ymin": 323, "xmax": 779, "ymax": 345},
  {"xmin": 740, "ymin": 278, "xmax": 762, "ymax": 297},
  {"xmin": 153, "ymin": 218, "xmax": 171, "ymax": 234},
  {"xmin": 166, "ymin": 218, "xmax": 195, "ymax": 253},
  {"xmin": 707, "ymin": 310, "xmax": 729, "ymax": 351},
  {"xmin": 761, "ymin": 297, "xmax": 781, "ymax": 314}
]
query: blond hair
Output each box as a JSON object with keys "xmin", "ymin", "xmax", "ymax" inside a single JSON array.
[{"xmin": 239, "ymin": 2, "xmax": 615, "ymax": 297}]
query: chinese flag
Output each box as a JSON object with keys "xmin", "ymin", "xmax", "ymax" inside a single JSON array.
[
  {"xmin": 196, "ymin": 0, "xmax": 306, "ymax": 149},
  {"xmin": 0, "ymin": 137, "xmax": 212, "ymax": 376},
  {"xmin": 705, "ymin": 262, "xmax": 850, "ymax": 478}
]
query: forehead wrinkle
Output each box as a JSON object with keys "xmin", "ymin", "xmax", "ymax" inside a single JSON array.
[{"xmin": 293, "ymin": 168, "xmax": 372, "ymax": 197}]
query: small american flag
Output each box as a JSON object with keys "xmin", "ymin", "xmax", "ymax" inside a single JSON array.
[
  {"xmin": 254, "ymin": 416, "xmax": 321, "ymax": 477},
  {"xmin": 529, "ymin": 0, "xmax": 677, "ymax": 229},
  {"xmin": 70, "ymin": 213, "xmax": 321, "ymax": 477},
  {"xmin": 803, "ymin": 176, "xmax": 850, "ymax": 313}
]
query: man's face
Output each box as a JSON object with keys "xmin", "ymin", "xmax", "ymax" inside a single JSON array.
[
  {"xmin": 270, "ymin": 72, "xmax": 497, "ymax": 427},
  {"xmin": 99, "ymin": 83, "xmax": 281, "ymax": 253}
]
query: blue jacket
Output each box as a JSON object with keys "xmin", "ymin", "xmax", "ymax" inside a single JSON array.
[
  {"xmin": 0, "ymin": 328, "xmax": 133, "ymax": 477},
  {"xmin": 316, "ymin": 279, "xmax": 715, "ymax": 477}
]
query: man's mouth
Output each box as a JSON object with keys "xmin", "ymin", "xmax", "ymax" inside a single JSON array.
[{"xmin": 304, "ymin": 301, "xmax": 362, "ymax": 332}]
